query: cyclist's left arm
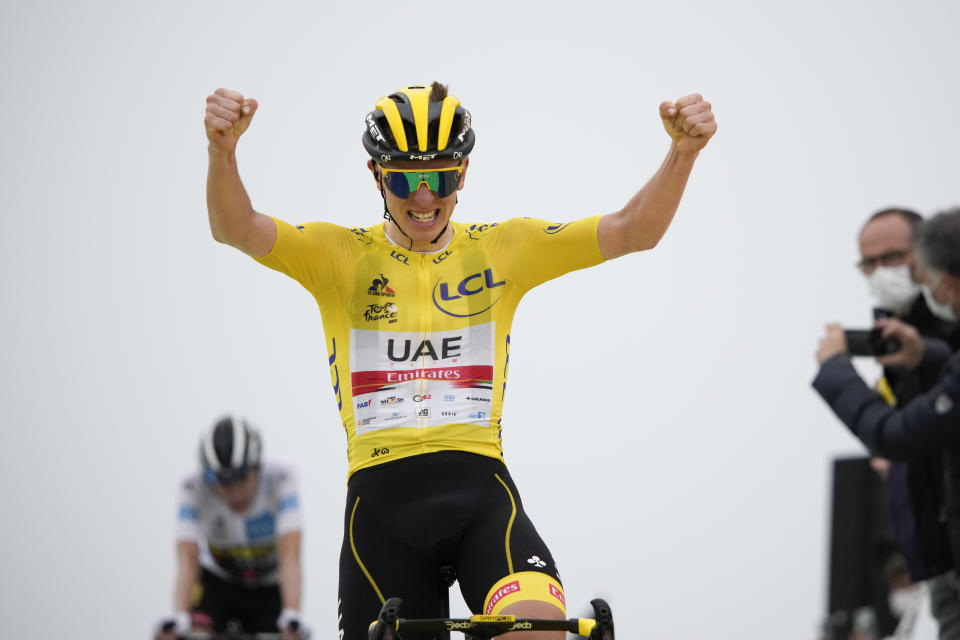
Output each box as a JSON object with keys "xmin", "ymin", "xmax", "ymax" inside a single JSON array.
[{"xmin": 598, "ymin": 94, "xmax": 716, "ymax": 259}]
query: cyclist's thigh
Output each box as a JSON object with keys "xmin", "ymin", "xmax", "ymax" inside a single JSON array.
[
  {"xmin": 191, "ymin": 569, "xmax": 231, "ymax": 632},
  {"xmin": 455, "ymin": 469, "xmax": 566, "ymax": 616},
  {"xmin": 339, "ymin": 493, "xmax": 445, "ymax": 640},
  {"xmin": 230, "ymin": 583, "xmax": 282, "ymax": 633}
]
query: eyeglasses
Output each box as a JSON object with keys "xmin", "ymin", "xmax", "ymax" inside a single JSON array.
[
  {"xmin": 205, "ymin": 467, "xmax": 251, "ymax": 486},
  {"xmin": 380, "ymin": 166, "xmax": 463, "ymax": 198},
  {"xmin": 857, "ymin": 248, "xmax": 912, "ymax": 273}
]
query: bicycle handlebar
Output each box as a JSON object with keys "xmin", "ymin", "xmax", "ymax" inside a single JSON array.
[
  {"xmin": 395, "ymin": 616, "xmax": 596, "ymax": 636},
  {"xmin": 179, "ymin": 633, "xmax": 284, "ymax": 640},
  {"xmin": 369, "ymin": 597, "xmax": 614, "ymax": 640}
]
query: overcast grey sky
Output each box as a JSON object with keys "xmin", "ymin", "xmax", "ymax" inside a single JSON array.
[{"xmin": 1, "ymin": 0, "xmax": 958, "ymax": 637}]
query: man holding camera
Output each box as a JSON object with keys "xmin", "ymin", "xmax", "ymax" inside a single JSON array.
[
  {"xmin": 814, "ymin": 207, "xmax": 960, "ymax": 638},
  {"xmin": 861, "ymin": 209, "xmax": 954, "ymax": 589}
]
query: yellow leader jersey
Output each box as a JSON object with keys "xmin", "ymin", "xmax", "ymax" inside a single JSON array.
[{"xmin": 256, "ymin": 215, "xmax": 605, "ymax": 477}]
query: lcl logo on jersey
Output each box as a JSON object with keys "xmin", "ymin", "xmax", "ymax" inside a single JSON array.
[
  {"xmin": 432, "ymin": 249, "xmax": 453, "ymax": 265},
  {"xmin": 432, "ymin": 268, "xmax": 505, "ymax": 318},
  {"xmin": 466, "ymin": 222, "xmax": 498, "ymax": 240},
  {"xmin": 350, "ymin": 227, "xmax": 373, "ymax": 245},
  {"xmin": 543, "ymin": 222, "xmax": 571, "ymax": 234}
]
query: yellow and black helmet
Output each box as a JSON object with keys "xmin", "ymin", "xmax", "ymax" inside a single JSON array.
[{"xmin": 362, "ymin": 84, "xmax": 475, "ymax": 164}]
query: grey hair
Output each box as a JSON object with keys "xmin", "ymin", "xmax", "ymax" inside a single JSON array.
[{"xmin": 916, "ymin": 206, "xmax": 960, "ymax": 277}]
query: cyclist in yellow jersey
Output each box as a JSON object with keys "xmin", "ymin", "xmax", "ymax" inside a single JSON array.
[{"xmin": 203, "ymin": 82, "xmax": 716, "ymax": 640}]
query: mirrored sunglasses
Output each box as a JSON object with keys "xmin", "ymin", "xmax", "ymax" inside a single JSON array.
[{"xmin": 380, "ymin": 166, "xmax": 463, "ymax": 198}]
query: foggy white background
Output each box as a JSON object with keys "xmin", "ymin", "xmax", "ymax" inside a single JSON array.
[{"xmin": 1, "ymin": 0, "xmax": 958, "ymax": 637}]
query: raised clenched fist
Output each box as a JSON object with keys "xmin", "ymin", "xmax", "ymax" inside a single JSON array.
[
  {"xmin": 204, "ymin": 88, "xmax": 259, "ymax": 153},
  {"xmin": 659, "ymin": 93, "xmax": 717, "ymax": 154}
]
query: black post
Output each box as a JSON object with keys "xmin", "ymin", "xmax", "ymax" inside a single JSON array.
[{"xmin": 826, "ymin": 456, "xmax": 898, "ymax": 636}]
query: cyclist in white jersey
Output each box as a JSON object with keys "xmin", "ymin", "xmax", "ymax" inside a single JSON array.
[{"xmin": 155, "ymin": 416, "xmax": 310, "ymax": 639}]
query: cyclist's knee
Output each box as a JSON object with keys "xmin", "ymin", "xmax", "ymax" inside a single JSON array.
[
  {"xmin": 496, "ymin": 600, "xmax": 564, "ymax": 640},
  {"xmin": 500, "ymin": 598, "xmax": 564, "ymax": 618}
]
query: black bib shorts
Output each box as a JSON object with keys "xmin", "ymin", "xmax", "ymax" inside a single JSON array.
[
  {"xmin": 338, "ymin": 451, "xmax": 564, "ymax": 640},
  {"xmin": 190, "ymin": 568, "xmax": 282, "ymax": 633}
]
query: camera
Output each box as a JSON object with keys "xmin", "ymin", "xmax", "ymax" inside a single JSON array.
[{"xmin": 844, "ymin": 328, "xmax": 900, "ymax": 357}]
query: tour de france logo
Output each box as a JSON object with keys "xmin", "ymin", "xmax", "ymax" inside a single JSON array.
[{"xmin": 364, "ymin": 302, "xmax": 398, "ymax": 324}]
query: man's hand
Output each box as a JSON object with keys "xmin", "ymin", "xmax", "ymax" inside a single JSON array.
[
  {"xmin": 277, "ymin": 608, "xmax": 311, "ymax": 640},
  {"xmin": 153, "ymin": 611, "xmax": 190, "ymax": 640},
  {"xmin": 817, "ymin": 323, "xmax": 848, "ymax": 364},
  {"xmin": 869, "ymin": 457, "xmax": 891, "ymax": 479},
  {"xmin": 205, "ymin": 88, "xmax": 259, "ymax": 154},
  {"xmin": 875, "ymin": 317, "xmax": 925, "ymax": 370},
  {"xmin": 660, "ymin": 94, "xmax": 717, "ymax": 154}
]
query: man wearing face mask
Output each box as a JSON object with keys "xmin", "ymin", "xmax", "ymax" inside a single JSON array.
[
  {"xmin": 849, "ymin": 208, "xmax": 958, "ymax": 636},
  {"xmin": 862, "ymin": 207, "xmax": 955, "ymax": 585},
  {"xmin": 862, "ymin": 208, "xmax": 935, "ymax": 317},
  {"xmin": 815, "ymin": 207, "xmax": 960, "ymax": 639}
]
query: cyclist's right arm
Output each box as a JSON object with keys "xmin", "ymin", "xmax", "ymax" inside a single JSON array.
[
  {"xmin": 154, "ymin": 541, "xmax": 199, "ymax": 640},
  {"xmin": 172, "ymin": 540, "xmax": 200, "ymax": 613},
  {"xmin": 205, "ymin": 88, "xmax": 277, "ymax": 258}
]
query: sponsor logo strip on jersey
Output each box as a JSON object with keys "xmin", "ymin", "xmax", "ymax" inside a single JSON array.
[
  {"xmin": 550, "ymin": 584, "xmax": 566, "ymax": 607},
  {"xmin": 351, "ymin": 366, "xmax": 493, "ymax": 396},
  {"xmin": 349, "ymin": 324, "xmax": 496, "ymax": 434},
  {"xmin": 485, "ymin": 581, "xmax": 520, "ymax": 615}
]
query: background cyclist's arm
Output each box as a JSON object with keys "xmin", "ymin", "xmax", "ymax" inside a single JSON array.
[
  {"xmin": 205, "ymin": 88, "xmax": 277, "ymax": 257},
  {"xmin": 277, "ymin": 530, "xmax": 303, "ymax": 610},
  {"xmin": 172, "ymin": 540, "xmax": 200, "ymax": 613},
  {"xmin": 597, "ymin": 93, "xmax": 716, "ymax": 259}
]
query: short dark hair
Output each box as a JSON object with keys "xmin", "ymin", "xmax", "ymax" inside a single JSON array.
[
  {"xmin": 430, "ymin": 81, "xmax": 448, "ymax": 102},
  {"xmin": 916, "ymin": 207, "xmax": 960, "ymax": 278},
  {"xmin": 862, "ymin": 207, "xmax": 924, "ymax": 239}
]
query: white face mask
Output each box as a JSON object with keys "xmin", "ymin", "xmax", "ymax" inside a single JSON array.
[
  {"xmin": 865, "ymin": 265, "xmax": 920, "ymax": 312},
  {"xmin": 922, "ymin": 283, "xmax": 959, "ymax": 322}
]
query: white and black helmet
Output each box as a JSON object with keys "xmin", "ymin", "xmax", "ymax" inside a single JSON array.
[{"xmin": 199, "ymin": 415, "xmax": 263, "ymax": 484}]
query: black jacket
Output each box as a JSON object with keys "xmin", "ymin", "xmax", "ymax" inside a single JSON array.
[
  {"xmin": 813, "ymin": 340, "xmax": 960, "ymax": 567},
  {"xmin": 880, "ymin": 298, "xmax": 956, "ymax": 578}
]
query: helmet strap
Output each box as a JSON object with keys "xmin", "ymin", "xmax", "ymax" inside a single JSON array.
[
  {"xmin": 429, "ymin": 194, "xmax": 456, "ymax": 244},
  {"xmin": 430, "ymin": 223, "xmax": 448, "ymax": 244}
]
